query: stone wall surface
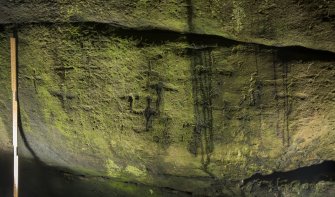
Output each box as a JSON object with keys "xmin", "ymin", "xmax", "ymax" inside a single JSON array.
[
  {"xmin": 0, "ymin": 0, "xmax": 334, "ymax": 196},
  {"xmin": 0, "ymin": 0, "xmax": 334, "ymax": 52}
]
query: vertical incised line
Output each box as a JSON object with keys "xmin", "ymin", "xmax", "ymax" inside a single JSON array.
[
  {"xmin": 272, "ymin": 51, "xmax": 280, "ymax": 138},
  {"xmin": 282, "ymin": 62, "xmax": 289, "ymax": 147},
  {"xmin": 255, "ymin": 45, "xmax": 262, "ymax": 142},
  {"xmin": 284, "ymin": 63, "xmax": 290, "ymax": 146},
  {"xmin": 189, "ymin": 49, "xmax": 214, "ymax": 176}
]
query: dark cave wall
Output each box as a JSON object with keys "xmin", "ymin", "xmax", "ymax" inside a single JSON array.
[
  {"xmin": 0, "ymin": 0, "xmax": 334, "ymax": 52},
  {"xmin": 0, "ymin": 0, "xmax": 334, "ymax": 196},
  {"xmin": 0, "ymin": 24, "xmax": 334, "ymax": 196}
]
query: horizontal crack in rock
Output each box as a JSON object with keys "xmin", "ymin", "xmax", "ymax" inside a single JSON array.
[
  {"xmin": 242, "ymin": 160, "xmax": 335, "ymax": 186},
  {"xmin": 1, "ymin": 22, "xmax": 335, "ymax": 54}
]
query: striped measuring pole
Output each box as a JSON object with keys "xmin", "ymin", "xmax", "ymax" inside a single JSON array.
[{"xmin": 10, "ymin": 32, "xmax": 19, "ymax": 197}]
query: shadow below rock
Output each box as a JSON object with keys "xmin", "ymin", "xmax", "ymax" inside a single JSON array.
[
  {"xmin": 0, "ymin": 151, "xmax": 191, "ymax": 197},
  {"xmin": 0, "ymin": 152, "xmax": 13, "ymax": 197}
]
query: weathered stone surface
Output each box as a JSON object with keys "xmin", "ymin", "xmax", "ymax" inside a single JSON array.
[
  {"xmin": 0, "ymin": 0, "xmax": 334, "ymax": 52},
  {"xmin": 1, "ymin": 24, "xmax": 334, "ymax": 196},
  {"xmin": 1, "ymin": 0, "xmax": 335, "ymax": 194}
]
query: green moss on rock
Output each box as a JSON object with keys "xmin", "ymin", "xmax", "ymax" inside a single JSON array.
[{"xmin": 6, "ymin": 23, "xmax": 335, "ymax": 194}]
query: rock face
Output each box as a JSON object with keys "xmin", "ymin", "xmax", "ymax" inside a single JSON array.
[
  {"xmin": 0, "ymin": 1, "xmax": 334, "ymax": 196},
  {"xmin": 1, "ymin": 0, "xmax": 335, "ymax": 52}
]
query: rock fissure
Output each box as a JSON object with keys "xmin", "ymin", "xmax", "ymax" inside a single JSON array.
[
  {"xmin": 242, "ymin": 160, "xmax": 335, "ymax": 186},
  {"xmin": 2, "ymin": 22, "xmax": 335, "ymax": 54}
]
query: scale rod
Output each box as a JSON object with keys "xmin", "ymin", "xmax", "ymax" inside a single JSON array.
[{"xmin": 10, "ymin": 31, "xmax": 19, "ymax": 197}]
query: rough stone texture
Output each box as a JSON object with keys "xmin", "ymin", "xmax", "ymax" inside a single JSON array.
[
  {"xmin": 0, "ymin": 31, "xmax": 11, "ymax": 153},
  {"xmin": 1, "ymin": 23, "xmax": 334, "ymax": 196},
  {"xmin": 0, "ymin": 0, "xmax": 334, "ymax": 52},
  {"xmin": 0, "ymin": 0, "xmax": 335, "ymax": 196}
]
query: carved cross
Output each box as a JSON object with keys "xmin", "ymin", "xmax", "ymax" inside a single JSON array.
[
  {"xmin": 53, "ymin": 66, "xmax": 75, "ymax": 109},
  {"xmin": 54, "ymin": 66, "xmax": 74, "ymax": 80},
  {"xmin": 52, "ymin": 84, "xmax": 75, "ymax": 109}
]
